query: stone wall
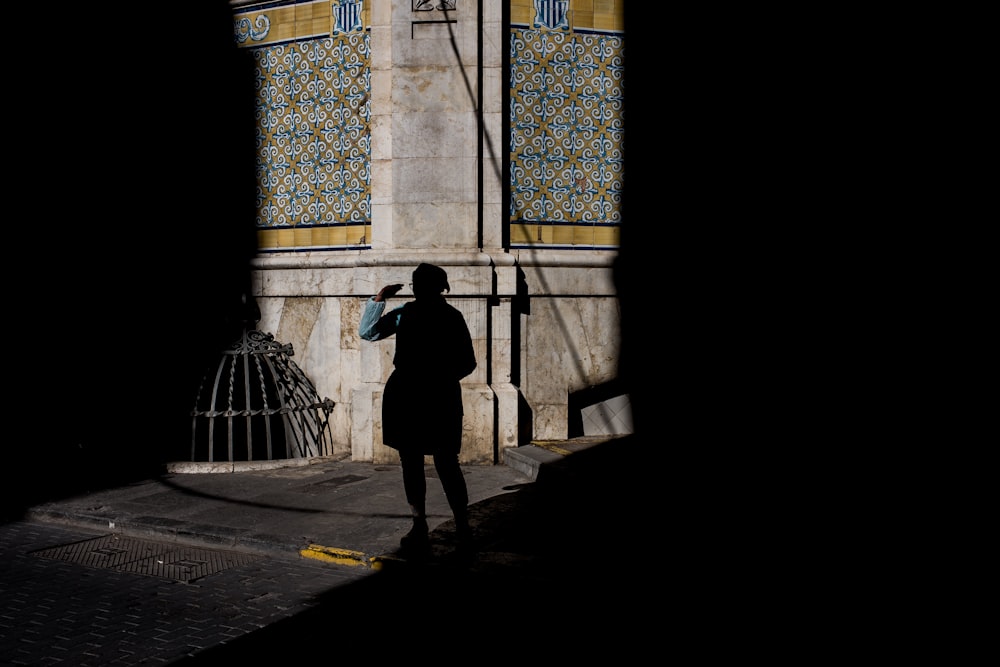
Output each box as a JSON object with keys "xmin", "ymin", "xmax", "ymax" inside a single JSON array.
[
  {"xmin": 250, "ymin": 248, "xmax": 619, "ymax": 463},
  {"xmin": 240, "ymin": 1, "xmax": 626, "ymax": 463}
]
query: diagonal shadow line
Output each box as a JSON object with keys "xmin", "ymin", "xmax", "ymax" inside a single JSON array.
[
  {"xmin": 441, "ymin": 8, "xmax": 503, "ymax": 187},
  {"xmin": 151, "ymin": 475, "xmax": 468, "ymax": 521},
  {"xmin": 517, "ymin": 250, "xmax": 597, "ymax": 382},
  {"xmin": 438, "ymin": 8, "xmax": 602, "ymax": 387},
  {"xmin": 153, "ymin": 475, "xmax": 347, "ymax": 515}
]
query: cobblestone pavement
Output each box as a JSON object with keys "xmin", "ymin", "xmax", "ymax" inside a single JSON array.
[
  {"xmin": 1, "ymin": 435, "xmax": 660, "ymax": 663},
  {"xmin": 0, "ymin": 520, "xmax": 371, "ymax": 666}
]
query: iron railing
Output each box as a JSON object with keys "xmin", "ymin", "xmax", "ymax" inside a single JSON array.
[{"xmin": 190, "ymin": 328, "xmax": 335, "ymax": 463}]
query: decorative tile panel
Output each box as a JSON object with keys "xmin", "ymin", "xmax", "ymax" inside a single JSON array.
[
  {"xmin": 235, "ymin": 2, "xmax": 371, "ymax": 252},
  {"xmin": 231, "ymin": 1, "xmax": 624, "ymax": 252},
  {"xmin": 509, "ymin": 1, "xmax": 624, "ymax": 250}
]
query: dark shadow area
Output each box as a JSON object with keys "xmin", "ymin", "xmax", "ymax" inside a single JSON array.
[
  {"xmin": 0, "ymin": 4, "xmax": 862, "ymax": 656},
  {"xmin": 4, "ymin": 1, "xmax": 661, "ymax": 657},
  {"xmin": 4, "ymin": 0, "xmax": 257, "ymax": 519},
  {"xmin": 516, "ymin": 390, "xmax": 534, "ymax": 445},
  {"xmin": 509, "ymin": 264, "xmax": 530, "ymax": 386},
  {"xmin": 177, "ymin": 435, "xmax": 656, "ymax": 663},
  {"xmin": 512, "ymin": 265, "xmax": 534, "ymax": 445}
]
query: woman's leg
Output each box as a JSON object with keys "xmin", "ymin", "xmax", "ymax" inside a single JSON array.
[
  {"xmin": 398, "ymin": 451, "xmax": 429, "ymax": 551},
  {"xmin": 399, "ymin": 450, "xmax": 427, "ymax": 519},
  {"xmin": 433, "ymin": 452, "xmax": 470, "ymax": 540}
]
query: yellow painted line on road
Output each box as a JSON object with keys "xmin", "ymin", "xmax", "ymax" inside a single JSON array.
[
  {"xmin": 530, "ymin": 441, "xmax": 573, "ymax": 456},
  {"xmin": 369, "ymin": 554, "xmax": 406, "ymax": 571},
  {"xmin": 300, "ymin": 544, "xmax": 369, "ymax": 567}
]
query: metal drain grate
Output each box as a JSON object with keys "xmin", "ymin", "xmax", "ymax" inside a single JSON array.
[{"xmin": 31, "ymin": 534, "xmax": 264, "ymax": 582}]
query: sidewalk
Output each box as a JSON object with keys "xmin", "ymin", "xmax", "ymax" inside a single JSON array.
[
  {"xmin": 12, "ymin": 433, "xmax": 662, "ymax": 663},
  {"xmin": 23, "ymin": 435, "xmax": 635, "ymax": 575}
]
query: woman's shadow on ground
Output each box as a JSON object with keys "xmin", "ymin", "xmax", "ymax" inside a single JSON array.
[{"xmin": 180, "ymin": 433, "xmax": 657, "ymax": 661}]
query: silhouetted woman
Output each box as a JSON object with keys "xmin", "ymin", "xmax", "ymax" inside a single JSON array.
[{"xmin": 359, "ymin": 263, "xmax": 477, "ymax": 556}]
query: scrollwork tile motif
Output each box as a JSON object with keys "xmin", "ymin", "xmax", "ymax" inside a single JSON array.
[
  {"xmin": 510, "ymin": 29, "xmax": 624, "ymax": 239},
  {"xmin": 235, "ymin": 14, "xmax": 270, "ymax": 44},
  {"xmin": 253, "ymin": 33, "xmax": 371, "ymax": 231}
]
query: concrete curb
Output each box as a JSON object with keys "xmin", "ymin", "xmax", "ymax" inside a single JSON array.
[{"xmin": 164, "ymin": 456, "xmax": 342, "ymax": 474}]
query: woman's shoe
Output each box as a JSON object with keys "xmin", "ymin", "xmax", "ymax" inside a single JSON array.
[
  {"xmin": 455, "ymin": 521, "xmax": 473, "ymax": 544},
  {"xmin": 399, "ymin": 520, "xmax": 429, "ymax": 557}
]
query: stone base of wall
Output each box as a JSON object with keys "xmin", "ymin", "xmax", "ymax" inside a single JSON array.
[
  {"xmin": 254, "ymin": 250, "xmax": 623, "ymax": 464},
  {"xmin": 353, "ymin": 384, "xmax": 500, "ymax": 465}
]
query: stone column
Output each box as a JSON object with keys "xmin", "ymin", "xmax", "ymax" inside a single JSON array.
[
  {"xmin": 371, "ymin": 0, "xmax": 481, "ymax": 251},
  {"xmin": 353, "ymin": 0, "xmax": 507, "ymax": 464}
]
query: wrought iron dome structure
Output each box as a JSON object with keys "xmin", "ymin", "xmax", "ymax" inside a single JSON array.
[{"xmin": 190, "ymin": 327, "xmax": 335, "ymax": 464}]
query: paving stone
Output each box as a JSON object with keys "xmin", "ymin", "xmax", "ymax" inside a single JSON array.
[{"xmin": 0, "ymin": 521, "xmax": 371, "ymax": 665}]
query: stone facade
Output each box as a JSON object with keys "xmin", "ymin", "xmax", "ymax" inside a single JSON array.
[{"xmin": 235, "ymin": 0, "xmax": 626, "ymax": 464}]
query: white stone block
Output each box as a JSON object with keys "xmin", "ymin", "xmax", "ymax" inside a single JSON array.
[
  {"xmin": 493, "ymin": 382, "xmax": 521, "ymax": 451},
  {"xmin": 391, "ymin": 112, "xmax": 471, "ymax": 159},
  {"xmin": 393, "ymin": 157, "xmax": 471, "ymax": 203},
  {"xmin": 391, "ymin": 202, "xmax": 478, "ymax": 248},
  {"xmin": 350, "ymin": 386, "xmax": 376, "ymax": 462},
  {"xmin": 581, "ymin": 394, "xmax": 633, "ymax": 436},
  {"xmin": 460, "ymin": 385, "xmax": 496, "ymax": 464},
  {"xmin": 370, "ymin": 114, "xmax": 392, "ymax": 160},
  {"xmin": 481, "ymin": 26, "xmax": 503, "ymax": 70},
  {"xmin": 370, "ymin": 203, "xmax": 393, "ymax": 247},
  {"xmin": 256, "ymin": 296, "xmax": 283, "ymax": 338},
  {"xmin": 370, "ymin": 24, "xmax": 392, "ymax": 70},
  {"xmin": 371, "ymin": 0, "xmax": 391, "ymax": 26},
  {"xmin": 534, "ymin": 403, "xmax": 568, "ymax": 441}
]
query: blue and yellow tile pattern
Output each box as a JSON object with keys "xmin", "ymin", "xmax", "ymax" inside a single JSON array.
[
  {"xmin": 510, "ymin": 0, "xmax": 624, "ymax": 249},
  {"xmin": 235, "ymin": 1, "xmax": 371, "ymax": 252},
  {"xmin": 233, "ymin": 1, "xmax": 623, "ymax": 252}
]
